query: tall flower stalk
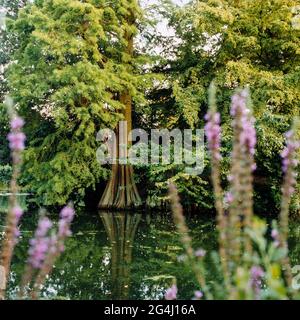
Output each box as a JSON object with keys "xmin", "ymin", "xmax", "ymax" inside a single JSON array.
[
  {"xmin": 19, "ymin": 213, "xmax": 53, "ymax": 298},
  {"xmin": 227, "ymin": 89, "xmax": 256, "ymax": 262},
  {"xmin": 0, "ymin": 98, "xmax": 26, "ymax": 299},
  {"xmin": 169, "ymin": 183, "xmax": 212, "ymax": 300},
  {"xmin": 19, "ymin": 205, "xmax": 75, "ymax": 299},
  {"xmin": 169, "ymin": 87, "xmax": 297, "ymax": 300},
  {"xmin": 279, "ymin": 119, "xmax": 300, "ymax": 290},
  {"xmin": 30, "ymin": 205, "xmax": 75, "ymax": 299},
  {"xmin": 204, "ymin": 82, "xmax": 230, "ymax": 293},
  {"xmin": 0, "ymin": 100, "xmax": 75, "ymax": 300}
]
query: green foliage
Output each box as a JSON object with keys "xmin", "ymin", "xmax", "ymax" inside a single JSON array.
[
  {"xmin": 0, "ymin": 104, "xmax": 10, "ymax": 164},
  {"xmin": 176, "ymin": 217, "xmax": 295, "ymax": 300},
  {"xmin": 0, "ymin": 164, "xmax": 12, "ymax": 187},
  {"xmin": 0, "ymin": 1, "xmax": 28, "ymax": 100},
  {"xmin": 0, "ymin": 1, "xmax": 27, "ymax": 165},
  {"xmin": 144, "ymin": 0, "xmax": 300, "ymax": 211},
  {"xmin": 7, "ymin": 0, "xmax": 146, "ymax": 205},
  {"xmin": 143, "ymin": 162, "xmax": 214, "ymax": 210},
  {"xmin": 2, "ymin": 0, "xmax": 300, "ymax": 210}
]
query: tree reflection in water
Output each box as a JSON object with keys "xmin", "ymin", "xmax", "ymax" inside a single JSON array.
[
  {"xmin": 100, "ymin": 211, "xmax": 142, "ymax": 300},
  {"xmin": 4, "ymin": 211, "xmax": 300, "ymax": 300}
]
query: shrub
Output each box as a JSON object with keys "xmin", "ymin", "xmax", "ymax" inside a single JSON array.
[{"xmin": 0, "ymin": 165, "xmax": 12, "ymax": 187}]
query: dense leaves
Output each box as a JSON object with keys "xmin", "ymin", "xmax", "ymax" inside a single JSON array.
[
  {"xmin": 0, "ymin": 0, "xmax": 299, "ymax": 211},
  {"xmin": 142, "ymin": 0, "xmax": 300, "ymax": 212},
  {"xmin": 6, "ymin": 0, "xmax": 145, "ymax": 205}
]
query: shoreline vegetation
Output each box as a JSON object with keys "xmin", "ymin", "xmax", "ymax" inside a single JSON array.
[
  {"xmin": 167, "ymin": 86, "xmax": 300, "ymax": 300},
  {"xmin": 0, "ymin": 0, "xmax": 299, "ymax": 301},
  {"xmin": 0, "ymin": 85, "xmax": 299, "ymax": 300}
]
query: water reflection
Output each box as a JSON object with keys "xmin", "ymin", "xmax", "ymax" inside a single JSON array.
[
  {"xmin": 100, "ymin": 211, "xmax": 142, "ymax": 300},
  {"xmin": 4, "ymin": 210, "xmax": 300, "ymax": 300}
]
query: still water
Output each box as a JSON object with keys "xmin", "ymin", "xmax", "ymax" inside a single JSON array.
[{"xmin": 2, "ymin": 210, "xmax": 300, "ymax": 300}]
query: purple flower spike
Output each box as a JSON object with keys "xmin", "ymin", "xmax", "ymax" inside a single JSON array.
[
  {"xmin": 28, "ymin": 217, "xmax": 53, "ymax": 269},
  {"xmin": 10, "ymin": 116, "xmax": 25, "ymax": 130},
  {"xmin": 28, "ymin": 238, "xmax": 50, "ymax": 269},
  {"xmin": 165, "ymin": 284, "xmax": 177, "ymax": 300},
  {"xmin": 57, "ymin": 206, "xmax": 75, "ymax": 241},
  {"xmin": 193, "ymin": 290, "xmax": 203, "ymax": 300},
  {"xmin": 14, "ymin": 229, "xmax": 21, "ymax": 238},
  {"xmin": 251, "ymin": 266, "xmax": 264, "ymax": 279},
  {"xmin": 58, "ymin": 219, "xmax": 72, "ymax": 238},
  {"xmin": 12, "ymin": 206, "xmax": 23, "ymax": 224},
  {"xmin": 224, "ymin": 192, "xmax": 234, "ymax": 204},
  {"xmin": 11, "ymin": 206, "xmax": 24, "ymax": 244},
  {"xmin": 60, "ymin": 206, "xmax": 75, "ymax": 223},
  {"xmin": 280, "ymin": 128, "xmax": 300, "ymax": 199},
  {"xmin": 281, "ymin": 130, "xmax": 300, "ymax": 175},
  {"xmin": 195, "ymin": 248, "xmax": 206, "ymax": 258},
  {"xmin": 7, "ymin": 115, "xmax": 26, "ymax": 151},
  {"xmin": 231, "ymin": 90, "xmax": 257, "ymax": 161},
  {"xmin": 230, "ymin": 89, "xmax": 248, "ymax": 117},
  {"xmin": 205, "ymin": 111, "xmax": 222, "ymax": 161},
  {"xmin": 35, "ymin": 217, "xmax": 53, "ymax": 238},
  {"xmin": 271, "ymin": 229, "xmax": 280, "ymax": 247},
  {"xmin": 250, "ymin": 266, "xmax": 264, "ymax": 299},
  {"xmin": 271, "ymin": 229, "xmax": 279, "ymax": 240},
  {"xmin": 7, "ymin": 132, "xmax": 26, "ymax": 151}
]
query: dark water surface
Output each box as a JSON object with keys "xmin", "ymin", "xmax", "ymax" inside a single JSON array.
[{"xmin": 1, "ymin": 210, "xmax": 300, "ymax": 300}]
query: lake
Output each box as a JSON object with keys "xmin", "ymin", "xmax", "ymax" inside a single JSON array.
[{"xmin": 1, "ymin": 209, "xmax": 300, "ymax": 300}]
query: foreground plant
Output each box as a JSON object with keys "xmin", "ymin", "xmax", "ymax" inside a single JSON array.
[
  {"xmin": 0, "ymin": 99, "xmax": 25, "ymax": 299},
  {"xmin": 166, "ymin": 87, "xmax": 300, "ymax": 300},
  {"xmin": 0, "ymin": 100, "xmax": 75, "ymax": 300}
]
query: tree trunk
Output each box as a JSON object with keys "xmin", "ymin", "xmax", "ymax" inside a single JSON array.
[{"xmin": 99, "ymin": 9, "xmax": 142, "ymax": 210}]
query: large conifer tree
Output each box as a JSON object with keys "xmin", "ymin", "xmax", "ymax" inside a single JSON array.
[
  {"xmin": 8, "ymin": 0, "xmax": 143, "ymax": 207},
  {"xmin": 98, "ymin": 0, "xmax": 142, "ymax": 209}
]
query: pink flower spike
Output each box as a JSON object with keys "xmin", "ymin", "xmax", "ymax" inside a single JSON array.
[
  {"xmin": 225, "ymin": 192, "xmax": 234, "ymax": 204},
  {"xmin": 58, "ymin": 219, "xmax": 72, "ymax": 238},
  {"xmin": 271, "ymin": 229, "xmax": 279, "ymax": 240},
  {"xmin": 230, "ymin": 90, "xmax": 257, "ymax": 158},
  {"xmin": 281, "ymin": 129, "xmax": 300, "ymax": 174},
  {"xmin": 194, "ymin": 290, "xmax": 203, "ymax": 299},
  {"xmin": 35, "ymin": 217, "xmax": 53, "ymax": 237},
  {"xmin": 12, "ymin": 206, "xmax": 23, "ymax": 223},
  {"xmin": 14, "ymin": 229, "xmax": 21, "ymax": 238},
  {"xmin": 205, "ymin": 110, "xmax": 222, "ymax": 161},
  {"xmin": 7, "ymin": 132, "xmax": 26, "ymax": 151},
  {"xmin": 165, "ymin": 284, "xmax": 177, "ymax": 300},
  {"xmin": 10, "ymin": 116, "xmax": 24, "ymax": 130},
  {"xmin": 60, "ymin": 206, "xmax": 75, "ymax": 222},
  {"xmin": 251, "ymin": 266, "xmax": 264, "ymax": 279},
  {"xmin": 195, "ymin": 248, "xmax": 206, "ymax": 258}
]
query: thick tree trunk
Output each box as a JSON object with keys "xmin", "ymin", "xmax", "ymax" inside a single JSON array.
[
  {"xmin": 99, "ymin": 96, "xmax": 142, "ymax": 209},
  {"xmin": 99, "ymin": 11, "xmax": 142, "ymax": 209}
]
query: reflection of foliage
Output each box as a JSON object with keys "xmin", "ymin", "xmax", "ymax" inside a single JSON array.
[
  {"xmin": 4, "ymin": 212, "xmax": 300, "ymax": 300},
  {"xmin": 130, "ymin": 214, "xmax": 217, "ymax": 300},
  {"xmin": 6, "ymin": 214, "xmax": 111, "ymax": 300}
]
